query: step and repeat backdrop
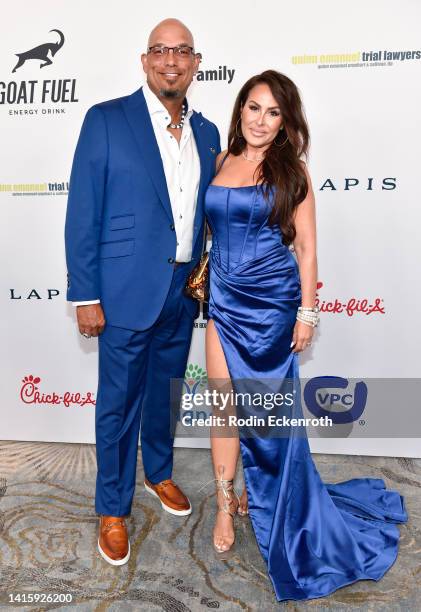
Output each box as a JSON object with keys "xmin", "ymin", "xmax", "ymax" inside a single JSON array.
[{"xmin": 1, "ymin": 0, "xmax": 420, "ymax": 456}]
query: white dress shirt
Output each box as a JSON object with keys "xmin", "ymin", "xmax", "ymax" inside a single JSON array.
[{"xmin": 74, "ymin": 82, "xmax": 201, "ymax": 306}]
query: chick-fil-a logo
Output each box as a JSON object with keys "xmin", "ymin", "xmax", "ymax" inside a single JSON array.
[
  {"xmin": 20, "ymin": 374, "xmax": 96, "ymax": 407},
  {"xmin": 315, "ymin": 281, "xmax": 385, "ymax": 316}
]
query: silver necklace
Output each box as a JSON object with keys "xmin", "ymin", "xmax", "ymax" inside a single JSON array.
[
  {"xmin": 167, "ymin": 101, "xmax": 187, "ymax": 129},
  {"xmin": 242, "ymin": 150, "xmax": 265, "ymax": 163}
]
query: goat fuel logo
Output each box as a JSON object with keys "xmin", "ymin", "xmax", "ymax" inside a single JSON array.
[
  {"xmin": 1, "ymin": 29, "xmax": 79, "ymax": 117},
  {"xmin": 12, "ymin": 29, "xmax": 65, "ymax": 73}
]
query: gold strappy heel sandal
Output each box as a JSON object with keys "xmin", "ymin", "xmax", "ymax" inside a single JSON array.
[{"xmin": 213, "ymin": 465, "xmax": 240, "ymax": 554}]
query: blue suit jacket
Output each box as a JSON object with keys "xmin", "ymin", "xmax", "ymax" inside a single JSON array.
[{"xmin": 65, "ymin": 87, "xmax": 220, "ymax": 330}]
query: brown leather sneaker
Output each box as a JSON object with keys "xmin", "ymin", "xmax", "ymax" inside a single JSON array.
[
  {"xmin": 144, "ymin": 478, "xmax": 192, "ymax": 516},
  {"xmin": 98, "ymin": 515, "xmax": 130, "ymax": 566}
]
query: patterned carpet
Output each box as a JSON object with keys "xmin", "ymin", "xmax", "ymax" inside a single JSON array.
[{"xmin": 0, "ymin": 441, "xmax": 419, "ymax": 611}]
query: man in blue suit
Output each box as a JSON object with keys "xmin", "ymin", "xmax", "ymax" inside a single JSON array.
[{"xmin": 65, "ymin": 18, "xmax": 220, "ymax": 565}]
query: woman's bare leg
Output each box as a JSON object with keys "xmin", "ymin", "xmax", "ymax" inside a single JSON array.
[{"xmin": 206, "ymin": 319, "xmax": 247, "ymax": 550}]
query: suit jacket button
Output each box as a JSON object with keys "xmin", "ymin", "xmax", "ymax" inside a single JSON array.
[
  {"xmin": 170, "ymin": 224, "xmax": 175, "ymax": 231},
  {"xmin": 168, "ymin": 257, "xmax": 175, "ymax": 263}
]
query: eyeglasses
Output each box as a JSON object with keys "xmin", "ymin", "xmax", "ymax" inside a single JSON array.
[{"xmin": 147, "ymin": 45, "xmax": 197, "ymax": 58}]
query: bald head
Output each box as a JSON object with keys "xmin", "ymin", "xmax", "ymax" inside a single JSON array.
[
  {"xmin": 141, "ymin": 18, "xmax": 200, "ymax": 102},
  {"xmin": 147, "ymin": 18, "xmax": 194, "ymax": 49}
]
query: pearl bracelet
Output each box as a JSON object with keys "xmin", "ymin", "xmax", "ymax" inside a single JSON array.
[
  {"xmin": 296, "ymin": 306, "xmax": 319, "ymax": 328},
  {"xmin": 298, "ymin": 306, "xmax": 319, "ymax": 313},
  {"xmin": 296, "ymin": 313, "xmax": 319, "ymax": 327},
  {"xmin": 296, "ymin": 316, "xmax": 317, "ymax": 327}
]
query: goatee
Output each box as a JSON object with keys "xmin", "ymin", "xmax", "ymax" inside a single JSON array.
[{"xmin": 160, "ymin": 88, "xmax": 182, "ymax": 99}]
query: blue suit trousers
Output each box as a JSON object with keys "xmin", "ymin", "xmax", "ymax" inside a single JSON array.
[{"xmin": 95, "ymin": 263, "xmax": 194, "ymax": 516}]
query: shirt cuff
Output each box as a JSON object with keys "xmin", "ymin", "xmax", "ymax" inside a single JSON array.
[{"xmin": 73, "ymin": 300, "xmax": 100, "ymax": 306}]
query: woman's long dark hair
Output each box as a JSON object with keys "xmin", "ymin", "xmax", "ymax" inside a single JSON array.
[{"xmin": 228, "ymin": 70, "xmax": 310, "ymax": 246}]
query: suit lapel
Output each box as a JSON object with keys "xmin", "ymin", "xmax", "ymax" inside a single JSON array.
[
  {"xmin": 190, "ymin": 111, "xmax": 211, "ymax": 246},
  {"xmin": 122, "ymin": 88, "xmax": 174, "ymax": 223}
]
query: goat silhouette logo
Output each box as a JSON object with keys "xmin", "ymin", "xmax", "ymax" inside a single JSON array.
[{"xmin": 12, "ymin": 29, "xmax": 65, "ymax": 73}]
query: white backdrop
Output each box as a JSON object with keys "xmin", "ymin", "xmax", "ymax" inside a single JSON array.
[{"xmin": 1, "ymin": 0, "xmax": 420, "ymax": 456}]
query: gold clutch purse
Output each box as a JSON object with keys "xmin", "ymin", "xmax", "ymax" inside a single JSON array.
[{"xmin": 184, "ymin": 251, "xmax": 209, "ymax": 302}]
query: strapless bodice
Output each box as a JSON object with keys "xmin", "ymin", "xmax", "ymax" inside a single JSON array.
[{"xmin": 204, "ymin": 184, "xmax": 289, "ymax": 273}]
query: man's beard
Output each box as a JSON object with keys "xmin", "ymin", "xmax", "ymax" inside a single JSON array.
[{"xmin": 159, "ymin": 88, "xmax": 182, "ymax": 99}]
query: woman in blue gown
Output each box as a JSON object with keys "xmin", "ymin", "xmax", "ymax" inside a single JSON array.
[{"xmin": 204, "ymin": 70, "xmax": 408, "ymax": 602}]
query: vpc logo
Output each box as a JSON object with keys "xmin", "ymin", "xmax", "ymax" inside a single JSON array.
[{"xmin": 304, "ymin": 376, "xmax": 368, "ymax": 424}]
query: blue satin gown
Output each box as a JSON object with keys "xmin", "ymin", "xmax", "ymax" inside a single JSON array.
[{"xmin": 204, "ymin": 181, "xmax": 408, "ymax": 602}]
